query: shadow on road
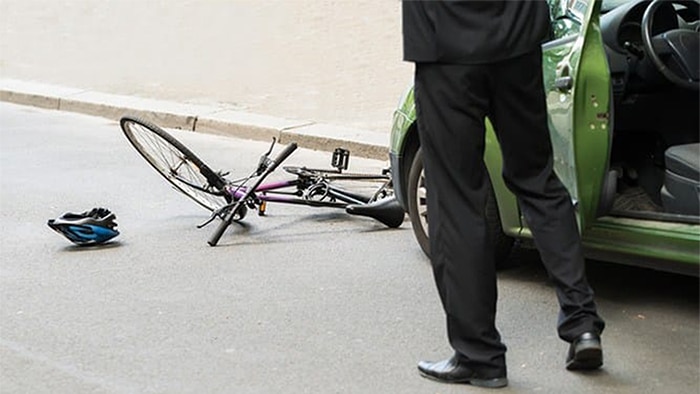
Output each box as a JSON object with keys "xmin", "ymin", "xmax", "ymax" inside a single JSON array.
[
  {"xmin": 586, "ymin": 260, "xmax": 698, "ymax": 309},
  {"xmin": 500, "ymin": 248, "xmax": 699, "ymax": 308}
]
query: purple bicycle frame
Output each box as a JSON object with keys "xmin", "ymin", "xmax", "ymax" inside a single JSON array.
[{"xmin": 225, "ymin": 178, "xmax": 366, "ymax": 209}]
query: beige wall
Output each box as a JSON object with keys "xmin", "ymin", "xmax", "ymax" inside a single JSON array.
[{"xmin": 0, "ymin": 0, "xmax": 413, "ymax": 132}]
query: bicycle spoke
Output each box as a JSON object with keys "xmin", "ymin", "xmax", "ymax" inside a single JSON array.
[{"xmin": 121, "ymin": 118, "xmax": 229, "ymax": 211}]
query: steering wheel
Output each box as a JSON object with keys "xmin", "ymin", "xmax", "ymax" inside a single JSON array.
[{"xmin": 641, "ymin": 0, "xmax": 700, "ymax": 90}]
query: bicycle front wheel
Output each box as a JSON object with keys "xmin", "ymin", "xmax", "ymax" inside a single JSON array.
[{"xmin": 120, "ymin": 116, "xmax": 230, "ymax": 211}]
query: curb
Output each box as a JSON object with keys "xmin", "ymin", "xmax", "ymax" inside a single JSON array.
[{"xmin": 0, "ymin": 79, "xmax": 390, "ymax": 161}]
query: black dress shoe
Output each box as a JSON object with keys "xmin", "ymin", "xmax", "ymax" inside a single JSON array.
[
  {"xmin": 417, "ymin": 355, "xmax": 508, "ymax": 388},
  {"xmin": 566, "ymin": 332, "xmax": 603, "ymax": 371}
]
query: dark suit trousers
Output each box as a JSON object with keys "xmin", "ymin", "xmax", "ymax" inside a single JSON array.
[{"xmin": 413, "ymin": 49, "xmax": 605, "ymax": 375}]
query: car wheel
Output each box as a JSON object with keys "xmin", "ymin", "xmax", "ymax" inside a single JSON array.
[
  {"xmin": 406, "ymin": 148, "xmax": 515, "ymax": 267},
  {"xmin": 407, "ymin": 149, "xmax": 431, "ymax": 256}
]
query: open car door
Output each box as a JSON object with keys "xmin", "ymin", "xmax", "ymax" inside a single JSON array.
[{"xmin": 543, "ymin": 0, "xmax": 612, "ymax": 231}]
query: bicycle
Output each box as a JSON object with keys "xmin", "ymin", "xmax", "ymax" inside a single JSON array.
[{"xmin": 119, "ymin": 116, "xmax": 405, "ymax": 246}]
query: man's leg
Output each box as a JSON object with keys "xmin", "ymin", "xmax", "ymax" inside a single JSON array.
[
  {"xmin": 414, "ymin": 62, "xmax": 507, "ymax": 378},
  {"xmin": 487, "ymin": 50, "xmax": 605, "ymax": 342}
]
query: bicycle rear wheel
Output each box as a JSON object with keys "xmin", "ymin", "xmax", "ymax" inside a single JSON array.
[{"xmin": 120, "ymin": 116, "xmax": 229, "ymax": 211}]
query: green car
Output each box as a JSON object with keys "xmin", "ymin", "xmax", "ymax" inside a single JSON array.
[{"xmin": 389, "ymin": 0, "xmax": 699, "ymax": 276}]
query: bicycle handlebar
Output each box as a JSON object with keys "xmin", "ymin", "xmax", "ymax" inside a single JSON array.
[
  {"xmin": 208, "ymin": 142, "xmax": 298, "ymax": 246},
  {"xmin": 267, "ymin": 142, "xmax": 298, "ymax": 174},
  {"xmin": 207, "ymin": 202, "xmax": 242, "ymax": 246}
]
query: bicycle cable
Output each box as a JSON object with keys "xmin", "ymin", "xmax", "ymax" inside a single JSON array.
[{"xmin": 196, "ymin": 169, "xmax": 258, "ymax": 228}]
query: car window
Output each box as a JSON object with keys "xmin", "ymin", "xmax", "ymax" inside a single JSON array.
[
  {"xmin": 548, "ymin": 0, "xmax": 586, "ymax": 38},
  {"xmin": 549, "ymin": 0, "xmax": 632, "ymax": 37}
]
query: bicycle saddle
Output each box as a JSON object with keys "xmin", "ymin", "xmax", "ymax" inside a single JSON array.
[{"xmin": 346, "ymin": 196, "xmax": 405, "ymax": 228}]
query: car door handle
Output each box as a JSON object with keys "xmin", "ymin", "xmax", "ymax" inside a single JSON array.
[
  {"xmin": 555, "ymin": 64, "xmax": 574, "ymax": 91},
  {"xmin": 555, "ymin": 75, "xmax": 574, "ymax": 91}
]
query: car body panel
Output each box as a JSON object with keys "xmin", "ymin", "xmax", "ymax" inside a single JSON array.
[
  {"xmin": 388, "ymin": 0, "xmax": 699, "ymax": 274},
  {"xmin": 584, "ymin": 217, "xmax": 700, "ymax": 275},
  {"xmin": 544, "ymin": 0, "xmax": 613, "ymax": 231}
]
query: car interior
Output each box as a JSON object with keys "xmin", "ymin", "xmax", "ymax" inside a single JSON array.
[{"xmin": 598, "ymin": 0, "xmax": 699, "ymax": 223}]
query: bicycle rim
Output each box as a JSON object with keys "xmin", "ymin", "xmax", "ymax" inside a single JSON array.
[{"xmin": 120, "ymin": 117, "xmax": 229, "ymax": 211}]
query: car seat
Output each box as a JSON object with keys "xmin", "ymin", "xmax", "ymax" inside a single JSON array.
[{"xmin": 660, "ymin": 143, "xmax": 699, "ymax": 216}]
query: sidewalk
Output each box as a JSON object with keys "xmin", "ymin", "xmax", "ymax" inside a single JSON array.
[{"xmin": 0, "ymin": 78, "xmax": 391, "ymax": 161}]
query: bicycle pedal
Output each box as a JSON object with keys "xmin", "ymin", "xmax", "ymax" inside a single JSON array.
[
  {"xmin": 332, "ymin": 148, "xmax": 350, "ymax": 172},
  {"xmin": 258, "ymin": 201, "xmax": 267, "ymax": 216}
]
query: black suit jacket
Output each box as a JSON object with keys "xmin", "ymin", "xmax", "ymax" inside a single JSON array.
[{"xmin": 402, "ymin": 0, "xmax": 552, "ymax": 64}]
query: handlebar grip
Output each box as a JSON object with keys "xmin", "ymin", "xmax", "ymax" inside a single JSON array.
[
  {"xmin": 207, "ymin": 209, "xmax": 235, "ymax": 246},
  {"xmin": 267, "ymin": 143, "xmax": 298, "ymax": 174}
]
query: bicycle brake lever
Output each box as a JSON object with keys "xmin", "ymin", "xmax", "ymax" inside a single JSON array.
[
  {"xmin": 197, "ymin": 213, "xmax": 219, "ymax": 229},
  {"xmin": 256, "ymin": 157, "xmax": 273, "ymax": 176},
  {"xmin": 197, "ymin": 203, "xmax": 232, "ymax": 228},
  {"xmin": 264, "ymin": 138, "xmax": 277, "ymax": 157},
  {"xmin": 256, "ymin": 138, "xmax": 278, "ymax": 175}
]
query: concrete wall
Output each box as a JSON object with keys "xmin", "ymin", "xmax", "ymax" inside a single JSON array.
[{"xmin": 0, "ymin": 0, "xmax": 413, "ymax": 132}]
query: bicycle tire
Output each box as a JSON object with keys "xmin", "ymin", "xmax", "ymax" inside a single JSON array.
[{"xmin": 120, "ymin": 116, "xmax": 230, "ymax": 212}]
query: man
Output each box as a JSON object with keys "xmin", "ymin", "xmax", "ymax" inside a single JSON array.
[{"xmin": 402, "ymin": 0, "xmax": 606, "ymax": 388}]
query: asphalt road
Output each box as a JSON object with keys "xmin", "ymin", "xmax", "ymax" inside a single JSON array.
[{"xmin": 1, "ymin": 103, "xmax": 698, "ymax": 393}]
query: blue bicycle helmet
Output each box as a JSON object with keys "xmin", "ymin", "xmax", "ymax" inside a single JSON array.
[{"xmin": 47, "ymin": 207, "xmax": 120, "ymax": 245}]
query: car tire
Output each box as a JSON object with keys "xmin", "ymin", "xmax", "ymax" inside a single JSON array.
[
  {"xmin": 406, "ymin": 148, "xmax": 515, "ymax": 268},
  {"xmin": 407, "ymin": 149, "xmax": 431, "ymax": 257}
]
